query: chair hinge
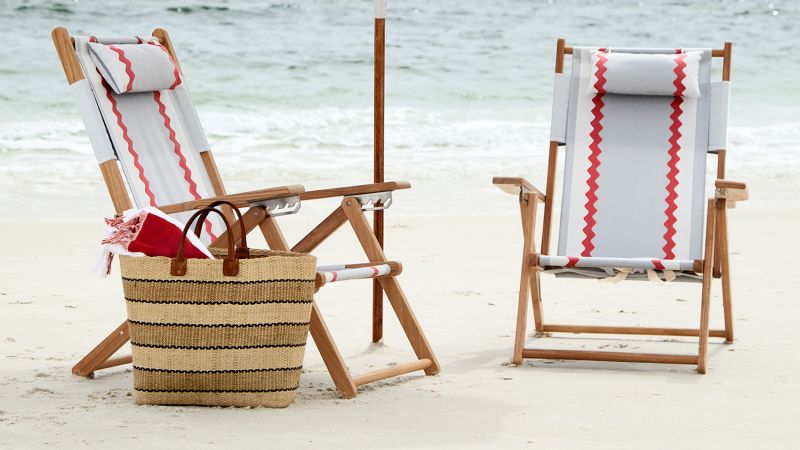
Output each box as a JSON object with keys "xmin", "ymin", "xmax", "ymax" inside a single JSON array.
[
  {"xmin": 249, "ymin": 195, "xmax": 301, "ymax": 217},
  {"xmin": 346, "ymin": 191, "xmax": 393, "ymax": 211}
]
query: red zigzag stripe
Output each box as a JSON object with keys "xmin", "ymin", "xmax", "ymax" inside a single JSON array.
[
  {"xmin": 100, "ymin": 78, "xmax": 157, "ymax": 206},
  {"xmin": 153, "ymin": 91, "xmax": 216, "ymax": 240},
  {"xmin": 662, "ymin": 52, "xmax": 687, "ymax": 259},
  {"xmin": 581, "ymin": 49, "xmax": 608, "ymax": 257},
  {"xmin": 148, "ymin": 42, "xmax": 183, "ymax": 89},
  {"xmin": 108, "ymin": 45, "xmax": 135, "ymax": 92}
]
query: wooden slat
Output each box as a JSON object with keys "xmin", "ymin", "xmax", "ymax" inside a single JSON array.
[
  {"xmin": 258, "ymin": 214, "xmax": 290, "ymax": 251},
  {"xmin": 51, "ymin": 27, "xmax": 84, "ymax": 84},
  {"xmin": 95, "ymin": 355, "xmax": 133, "ymax": 371},
  {"xmin": 72, "ymin": 321, "xmax": 130, "ymax": 377},
  {"xmin": 292, "ymin": 207, "xmax": 348, "ymax": 253},
  {"xmin": 342, "ymin": 198, "xmax": 440, "ymax": 375},
  {"xmin": 263, "ymin": 218, "xmax": 358, "ymax": 398},
  {"xmin": 521, "ymin": 349, "xmax": 698, "ymax": 365},
  {"xmin": 555, "ymin": 38, "xmax": 566, "ymax": 74},
  {"xmin": 514, "ymin": 194, "xmax": 538, "ymax": 364},
  {"xmin": 715, "ymin": 179, "xmax": 746, "ymax": 190},
  {"xmin": 299, "ymin": 181, "xmax": 410, "ymax": 201},
  {"xmin": 542, "ymin": 324, "xmax": 727, "ymax": 338},
  {"xmin": 208, "ymin": 206, "xmax": 265, "ymax": 249},
  {"xmin": 342, "ymin": 260, "xmax": 401, "ymax": 271},
  {"xmin": 492, "ymin": 177, "xmax": 546, "ymax": 201},
  {"xmin": 541, "ymin": 141, "xmax": 559, "ymax": 255},
  {"xmin": 717, "ymin": 200, "xmax": 735, "ymax": 343},
  {"xmin": 309, "ymin": 302, "xmax": 358, "ymax": 398},
  {"xmin": 713, "ymin": 152, "xmax": 727, "ymax": 277},
  {"xmin": 158, "ymin": 185, "xmax": 304, "ymax": 214},
  {"xmin": 722, "ymin": 42, "xmax": 732, "ymax": 81},
  {"xmin": 99, "ymin": 161, "xmax": 133, "ymax": 214},
  {"xmin": 697, "ymin": 199, "xmax": 717, "ymax": 374},
  {"xmin": 199, "ymin": 151, "xmax": 236, "ymax": 225},
  {"xmin": 352, "ymin": 359, "xmax": 432, "ymax": 387}
]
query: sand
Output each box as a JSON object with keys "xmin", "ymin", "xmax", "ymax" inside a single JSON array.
[{"xmin": 0, "ymin": 177, "xmax": 797, "ymax": 449}]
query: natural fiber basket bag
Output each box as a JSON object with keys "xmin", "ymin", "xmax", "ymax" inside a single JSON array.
[{"xmin": 119, "ymin": 202, "xmax": 316, "ymax": 407}]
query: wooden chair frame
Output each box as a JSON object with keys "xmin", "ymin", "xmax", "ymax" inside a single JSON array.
[
  {"xmin": 493, "ymin": 39, "xmax": 748, "ymax": 373},
  {"xmin": 52, "ymin": 27, "xmax": 439, "ymax": 398}
]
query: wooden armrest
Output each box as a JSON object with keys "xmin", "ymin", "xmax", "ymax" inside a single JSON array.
[
  {"xmin": 492, "ymin": 177, "xmax": 546, "ymax": 202},
  {"xmin": 299, "ymin": 181, "xmax": 411, "ymax": 201},
  {"xmin": 715, "ymin": 179, "xmax": 746, "ymax": 190},
  {"xmin": 715, "ymin": 179, "xmax": 748, "ymax": 206},
  {"xmin": 159, "ymin": 185, "xmax": 305, "ymax": 214}
]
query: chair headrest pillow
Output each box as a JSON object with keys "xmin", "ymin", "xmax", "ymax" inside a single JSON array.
[
  {"xmin": 588, "ymin": 50, "xmax": 701, "ymax": 98},
  {"xmin": 88, "ymin": 41, "xmax": 182, "ymax": 95}
]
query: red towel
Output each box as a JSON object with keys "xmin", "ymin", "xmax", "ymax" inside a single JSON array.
[{"xmin": 98, "ymin": 207, "xmax": 212, "ymax": 275}]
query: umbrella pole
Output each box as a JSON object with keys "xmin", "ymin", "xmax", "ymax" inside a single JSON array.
[{"xmin": 372, "ymin": 0, "xmax": 386, "ymax": 343}]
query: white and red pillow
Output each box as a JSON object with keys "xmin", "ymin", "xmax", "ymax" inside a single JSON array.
[
  {"xmin": 88, "ymin": 42, "xmax": 182, "ymax": 94},
  {"xmin": 588, "ymin": 51, "xmax": 701, "ymax": 98}
]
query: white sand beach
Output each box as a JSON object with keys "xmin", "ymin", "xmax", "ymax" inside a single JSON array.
[
  {"xmin": 2, "ymin": 0, "xmax": 800, "ymax": 448},
  {"xmin": 1, "ymin": 175, "xmax": 798, "ymax": 448}
]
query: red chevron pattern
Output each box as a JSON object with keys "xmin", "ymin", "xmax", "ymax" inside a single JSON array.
[
  {"xmin": 581, "ymin": 49, "xmax": 608, "ymax": 257},
  {"xmin": 108, "ymin": 45, "xmax": 135, "ymax": 92},
  {"xmin": 147, "ymin": 42, "xmax": 183, "ymax": 90},
  {"xmin": 662, "ymin": 52, "xmax": 687, "ymax": 259},
  {"xmin": 566, "ymin": 256, "xmax": 579, "ymax": 268},
  {"xmin": 153, "ymin": 91, "xmax": 216, "ymax": 240},
  {"xmin": 101, "ymin": 78, "xmax": 157, "ymax": 206}
]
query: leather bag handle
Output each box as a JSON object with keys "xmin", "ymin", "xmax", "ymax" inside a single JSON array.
[
  {"xmin": 192, "ymin": 200, "xmax": 250, "ymax": 258},
  {"xmin": 170, "ymin": 207, "xmax": 239, "ymax": 277}
]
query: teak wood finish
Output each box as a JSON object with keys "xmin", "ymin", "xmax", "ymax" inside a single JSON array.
[
  {"xmin": 53, "ymin": 26, "xmax": 439, "ymax": 398},
  {"xmin": 494, "ymin": 39, "xmax": 747, "ymax": 373},
  {"xmin": 373, "ymin": 14, "xmax": 386, "ymax": 344}
]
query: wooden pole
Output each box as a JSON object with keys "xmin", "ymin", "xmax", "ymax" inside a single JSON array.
[{"xmin": 372, "ymin": 0, "xmax": 386, "ymax": 343}]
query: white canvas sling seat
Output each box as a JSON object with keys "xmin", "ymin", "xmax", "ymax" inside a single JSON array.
[
  {"xmin": 542, "ymin": 46, "xmax": 730, "ymax": 282},
  {"xmin": 70, "ymin": 34, "xmax": 228, "ymax": 242},
  {"xmin": 54, "ymin": 27, "xmax": 439, "ymax": 398}
]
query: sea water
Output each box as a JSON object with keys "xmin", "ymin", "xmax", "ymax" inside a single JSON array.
[{"xmin": 0, "ymin": 0, "xmax": 797, "ymax": 218}]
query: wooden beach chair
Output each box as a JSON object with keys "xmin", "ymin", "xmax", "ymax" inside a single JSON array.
[
  {"xmin": 52, "ymin": 26, "xmax": 439, "ymax": 398},
  {"xmin": 494, "ymin": 39, "xmax": 747, "ymax": 373}
]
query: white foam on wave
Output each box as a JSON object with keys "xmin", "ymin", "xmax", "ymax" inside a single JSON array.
[{"xmin": 1, "ymin": 107, "xmax": 797, "ymax": 199}]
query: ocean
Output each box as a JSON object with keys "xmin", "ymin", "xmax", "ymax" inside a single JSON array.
[{"xmin": 0, "ymin": 0, "xmax": 797, "ymax": 218}]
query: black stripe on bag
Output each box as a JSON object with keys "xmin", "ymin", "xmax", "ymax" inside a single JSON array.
[
  {"xmin": 133, "ymin": 366, "xmax": 303, "ymax": 374},
  {"xmin": 125, "ymin": 297, "xmax": 313, "ymax": 305},
  {"xmin": 134, "ymin": 387, "xmax": 299, "ymax": 393},
  {"xmin": 122, "ymin": 277, "xmax": 315, "ymax": 285},
  {"xmin": 127, "ymin": 320, "xmax": 310, "ymax": 328},
  {"xmin": 131, "ymin": 342, "xmax": 307, "ymax": 350}
]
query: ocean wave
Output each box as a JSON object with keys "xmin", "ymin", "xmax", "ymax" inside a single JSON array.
[{"xmin": 1, "ymin": 108, "xmax": 798, "ymax": 188}]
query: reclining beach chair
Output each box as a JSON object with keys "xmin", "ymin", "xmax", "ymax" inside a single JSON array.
[
  {"xmin": 494, "ymin": 39, "xmax": 748, "ymax": 373},
  {"xmin": 52, "ymin": 27, "xmax": 439, "ymax": 398}
]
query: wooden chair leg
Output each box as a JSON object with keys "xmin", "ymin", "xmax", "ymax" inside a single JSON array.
[
  {"xmin": 514, "ymin": 193, "xmax": 539, "ymax": 363},
  {"xmin": 72, "ymin": 321, "xmax": 130, "ymax": 377},
  {"xmin": 529, "ymin": 266, "xmax": 544, "ymax": 333},
  {"xmin": 253, "ymin": 211, "xmax": 358, "ymax": 398},
  {"xmin": 514, "ymin": 265, "xmax": 530, "ymax": 365},
  {"xmin": 341, "ymin": 198, "xmax": 441, "ymax": 375},
  {"xmin": 208, "ymin": 206, "xmax": 266, "ymax": 249},
  {"xmin": 698, "ymin": 199, "xmax": 717, "ymax": 374},
  {"xmin": 717, "ymin": 201, "xmax": 734, "ymax": 343},
  {"xmin": 309, "ymin": 302, "xmax": 359, "ymax": 398},
  {"xmin": 257, "ymin": 212, "xmax": 290, "ymax": 251}
]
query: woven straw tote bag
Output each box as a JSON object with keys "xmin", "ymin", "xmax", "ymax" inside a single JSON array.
[{"xmin": 119, "ymin": 202, "xmax": 316, "ymax": 407}]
